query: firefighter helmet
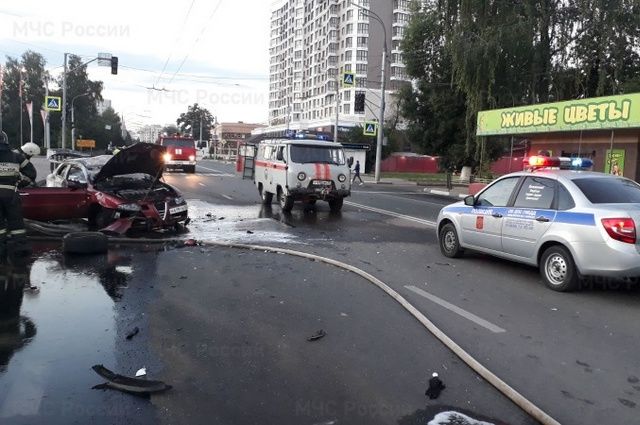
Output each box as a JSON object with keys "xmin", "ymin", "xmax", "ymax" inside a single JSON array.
[{"xmin": 20, "ymin": 142, "xmax": 41, "ymax": 157}]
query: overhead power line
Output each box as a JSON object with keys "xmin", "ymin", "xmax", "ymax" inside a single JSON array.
[
  {"xmin": 167, "ymin": 0, "xmax": 223, "ymax": 84},
  {"xmin": 155, "ymin": 0, "xmax": 198, "ymax": 86}
]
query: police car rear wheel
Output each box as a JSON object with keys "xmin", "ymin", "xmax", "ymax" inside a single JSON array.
[
  {"xmin": 439, "ymin": 223, "xmax": 463, "ymax": 258},
  {"xmin": 541, "ymin": 245, "xmax": 579, "ymax": 292}
]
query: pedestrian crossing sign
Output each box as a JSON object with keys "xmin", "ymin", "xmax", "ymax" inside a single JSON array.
[
  {"xmin": 343, "ymin": 73, "xmax": 355, "ymax": 87},
  {"xmin": 45, "ymin": 96, "xmax": 61, "ymax": 111},
  {"xmin": 363, "ymin": 122, "xmax": 378, "ymax": 136}
]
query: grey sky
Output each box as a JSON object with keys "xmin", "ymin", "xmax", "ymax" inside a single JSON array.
[{"xmin": 0, "ymin": 0, "xmax": 271, "ymax": 130}]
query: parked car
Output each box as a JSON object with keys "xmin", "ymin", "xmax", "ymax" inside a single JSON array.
[
  {"xmin": 22, "ymin": 143, "xmax": 188, "ymax": 233},
  {"xmin": 437, "ymin": 156, "xmax": 640, "ymax": 292}
]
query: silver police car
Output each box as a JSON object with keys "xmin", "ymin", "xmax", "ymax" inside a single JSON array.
[{"xmin": 437, "ymin": 157, "xmax": 640, "ymax": 291}]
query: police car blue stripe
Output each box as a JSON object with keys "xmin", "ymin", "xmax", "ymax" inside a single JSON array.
[{"xmin": 555, "ymin": 212, "xmax": 596, "ymax": 226}]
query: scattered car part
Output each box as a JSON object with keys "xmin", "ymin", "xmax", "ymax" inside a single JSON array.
[
  {"xmin": 125, "ymin": 327, "xmax": 140, "ymax": 340},
  {"xmin": 425, "ymin": 372, "xmax": 446, "ymax": 399},
  {"xmin": 91, "ymin": 364, "xmax": 171, "ymax": 394},
  {"xmin": 307, "ymin": 329, "xmax": 326, "ymax": 342},
  {"xmin": 100, "ymin": 218, "xmax": 134, "ymax": 236},
  {"xmin": 62, "ymin": 232, "xmax": 109, "ymax": 255},
  {"xmin": 135, "ymin": 367, "xmax": 147, "ymax": 377}
]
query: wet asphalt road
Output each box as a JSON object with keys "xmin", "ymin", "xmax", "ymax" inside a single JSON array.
[
  {"xmin": 164, "ymin": 160, "xmax": 640, "ymax": 424},
  {"xmin": 5, "ymin": 157, "xmax": 639, "ymax": 424}
]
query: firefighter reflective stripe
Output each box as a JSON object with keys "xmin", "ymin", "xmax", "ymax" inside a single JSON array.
[
  {"xmin": 9, "ymin": 229, "xmax": 26, "ymax": 236},
  {"xmin": 0, "ymin": 229, "xmax": 6, "ymax": 235},
  {"xmin": 0, "ymin": 163, "xmax": 20, "ymax": 172},
  {"xmin": 20, "ymin": 159, "xmax": 29, "ymax": 168},
  {"xmin": 0, "ymin": 184, "xmax": 16, "ymax": 190}
]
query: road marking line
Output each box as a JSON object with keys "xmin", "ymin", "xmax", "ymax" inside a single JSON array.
[
  {"xmin": 221, "ymin": 194, "xmax": 233, "ymax": 200},
  {"xmin": 344, "ymin": 201, "xmax": 436, "ymax": 228},
  {"xmin": 430, "ymin": 189, "xmax": 450, "ymax": 196},
  {"xmin": 198, "ymin": 182, "xmax": 206, "ymax": 187},
  {"xmin": 197, "ymin": 165, "xmax": 236, "ymax": 177},
  {"xmin": 405, "ymin": 286, "xmax": 506, "ymax": 334}
]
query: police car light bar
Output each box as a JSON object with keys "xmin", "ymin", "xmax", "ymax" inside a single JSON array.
[{"xmin": 525, "ymin": 155, "xmax": 593, "ymax": 170}]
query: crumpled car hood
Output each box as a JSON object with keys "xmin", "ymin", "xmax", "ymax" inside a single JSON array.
[{"xmin": 94, "ymin": 143, "xmax": 166, "ymax": 183}]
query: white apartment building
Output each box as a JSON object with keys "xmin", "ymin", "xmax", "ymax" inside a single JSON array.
[
  {"xmin": 260, "ymin": 0, "xmax": 413, "ymax": 137},
  {"xmin": 139, "ymin": 124, "xmax": 162, "ymax": 144}
]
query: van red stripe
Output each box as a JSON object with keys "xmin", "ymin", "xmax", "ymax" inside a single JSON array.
[
  {"xmin": 323, "ymin": 164, "xmax": 330, "ymax": 180},
  {"xmin": 315, "ymin": 163, "xmax": 321, "ymax": 179}
]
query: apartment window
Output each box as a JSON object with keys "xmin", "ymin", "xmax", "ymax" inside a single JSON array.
[
  {"xmin": 346, "ymin": 23, "xmax": 353, "ymax": 34},
  {"xmin": 345, "ymin": 50, "xmax": 353, "ymax": 61},
  {"xmin": 357, "ymin": 23, "xmax": 369, "ymax": 33},
  {"xmin": 356, "ymin": 50, "xmax": 368, "ymax": 61},
  {"xmin": 357, "ymin": 36, "xmax": 368, "ymax": 47},
  {"xmin": 343, "ymin": 103, "xmax": 351, "ymax": 114},
  {"xmin": 344, "ymin": 63, "xmax": 352, "ymax": 72},
  {"xmin": 356, "ymin": 63, "xmax": 367, "ymax": 73},
  {"xmin": 345, "ymin": 37, "xmax": 353, "ymax": 48},
  {"xmin": 342, "ymin": 90, "xmax": 351, "ymax": 101}
]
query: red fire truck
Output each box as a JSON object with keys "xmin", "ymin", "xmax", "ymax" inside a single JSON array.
[{"xmin": 156, "ymin": 134, "xmax": 197, "ymax": 173}]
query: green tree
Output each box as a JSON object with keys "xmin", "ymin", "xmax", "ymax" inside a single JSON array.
[
  {"xmin": 57, "ymin": 55, "xmax": 103, "ymax": 148},
  {"xmin": 1, "ymin": 51, "xmax": 47, "ymax": 148},
  {"xmin": 176, "ymin": 104, "xmax": 215, "ymax": 141},
  {"xmin": 399, "ymin": 0, "xmax": 640, "ymax": 169}
]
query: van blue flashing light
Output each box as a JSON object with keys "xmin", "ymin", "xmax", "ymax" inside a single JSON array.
[{"xmin": 288, "ymin": 130, "xmax": 334, "ymax": 141}]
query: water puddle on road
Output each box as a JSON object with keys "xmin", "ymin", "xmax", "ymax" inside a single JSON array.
[
  {"xmin": 184, "ymin": 200, "xmax": 302, "ymax": 244},
  {"xmin": 0, "ymin": 247, "xmax": 140, "ymax": 422},
  {"xmin": 399, "ymin": 407, "xmax": 504, "ymax": 425}
]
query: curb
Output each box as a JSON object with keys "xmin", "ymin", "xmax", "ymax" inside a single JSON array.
[{"xmin": 424, "ymin": 188, "xmax": 470, "ymax": 200}]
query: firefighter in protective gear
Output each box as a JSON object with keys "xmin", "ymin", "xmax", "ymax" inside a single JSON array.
[
  {"xmin": 0, "ymin": 134, "xmax": 36, "ymax": 259},
  {"xmin": 16, "ymin": 142, "xmax": 40, "ymax": 188}
]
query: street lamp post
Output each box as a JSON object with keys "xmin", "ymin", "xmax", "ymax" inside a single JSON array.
[
  {"xmin": 71, "ymin": 92, "xmax": 90, "ymax": 151},
  {"xmin": 19, "ymin": 67, "xmax": 26, "ymax": 146},
  {"xmin": 352, "ymin": 3, "xmax": 387, "ymax": 183}
]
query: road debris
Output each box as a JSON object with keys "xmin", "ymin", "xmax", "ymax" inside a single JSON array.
[
  {"xmin": 91, "ymin": 365, "xmax": 171, "ymax": 394},
  {"xmin": 246, "ymin": 230, "xmax": 254, "ymax": 234},
  {"xmin": 135, "ymin": 367, "xmax": 147, "ymax": 377},
  {"xmin": 125, "ymin": 327, "xmax": 140, "ymax": 340},
  {"xmin": 425, "ymin": 372, "xmax": 446, "ymax": 399},
  {"xmin": 24, "ymin": 285, "xmax": 40, "ymax": 294},
  {"xmin": 307, "ymin": 329, "xmax": 327, "ymax": 342}
]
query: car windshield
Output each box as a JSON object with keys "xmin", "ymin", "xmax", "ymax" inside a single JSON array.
[
  {"xmin": 573, "ymin": 177, "xmax": 640, "ymax": 204},
  {"xmin": 289, "ymin": 145, "xmax": 345, "ymax": 165},
  {"xmin": 162, "ymin": 139, "xmax": 194, "ymax": 148}
]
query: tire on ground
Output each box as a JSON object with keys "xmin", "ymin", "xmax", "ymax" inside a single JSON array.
[
  {"xmin": 328, "ymin": 197, "xmax": 343, "ymax": 212},
  {"xmin": 260, "ymin": 185, "xmax": 273, "ymax": 205},
  {"xmin": 539, "ymin": 245, "xmax": 579, "ymax": 292},
  {"xmin": 278, "ymin": 189, "xmax": 294, "ymax": 212},
  {"xmin": 439, "ymin": 222, "xmax": 464, "ymax": 258},
  {"xmin": 63, "ymin": 232, "xmax": 109, "ymax": 255}
]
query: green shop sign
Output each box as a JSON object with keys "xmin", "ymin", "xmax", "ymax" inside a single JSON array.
[{"xmin": 477, "ymin": 93, "xmax": 640, "ymax": 136}]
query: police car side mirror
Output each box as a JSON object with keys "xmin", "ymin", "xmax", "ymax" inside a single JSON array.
[{"xmin": 464, "ymin": 195, "xmax": 476, "ymax": 206}]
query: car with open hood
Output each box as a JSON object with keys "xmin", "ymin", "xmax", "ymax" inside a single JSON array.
[{"xmin": 21, "ymin": 143, "xmax": 189, "ymax": 234}]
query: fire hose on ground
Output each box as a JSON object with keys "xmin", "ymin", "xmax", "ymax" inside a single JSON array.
[{"xmin": 24, "ymin": 228, "xmax": 561, "ymax": 425}]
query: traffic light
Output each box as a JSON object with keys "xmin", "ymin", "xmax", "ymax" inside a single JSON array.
[
  {"xmin": 354, "ymin": 92, "xmax": 365, "ymax": 113},
  {"xmin": 111, "ymin": 57, "xmax": 118, "ymax": 75}
]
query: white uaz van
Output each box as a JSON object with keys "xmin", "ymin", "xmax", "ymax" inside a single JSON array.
[{"xmin": 254, "ymin": 137, "xmax": 352, "ymax": 212}]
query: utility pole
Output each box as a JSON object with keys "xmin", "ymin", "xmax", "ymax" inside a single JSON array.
[
  {"xmin": 199, "ymin": 110, "xmax": 203, "ymax": 147},
  {"xmin": 19, "ymin": 69, "xmax": 24, "ymax": 145},
  {"xmin": 375, "ymin": 48, "xmax": 386, "ymax": 183},
  {"xmin": 62, "ymin": 53, "xmax": 68, "ymax": 149},
  {"xmin": 43, "ymin": 75, "xmax": 50, "ymax": 150},
  {"xmin": 0, "ymin": 65, "xmax": 3, "ymax": 134}
]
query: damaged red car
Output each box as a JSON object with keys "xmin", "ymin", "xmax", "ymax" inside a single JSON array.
[{"xmin": 20, "ymin": 143, "xmax": 189, "ymax": 233}]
